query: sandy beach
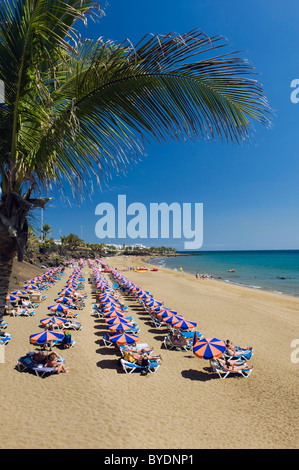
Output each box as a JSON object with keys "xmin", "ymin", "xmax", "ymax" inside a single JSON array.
[{"xmin": 1, "ymin": 255, "xmax": 298, "ymax": 450}]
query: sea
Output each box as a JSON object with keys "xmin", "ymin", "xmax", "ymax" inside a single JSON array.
[{"xmin": 147, "ymin": 250, "xmax": 299, "ymax": 297}]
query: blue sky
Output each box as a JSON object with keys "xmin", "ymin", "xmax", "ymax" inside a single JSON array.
[{"xmin": 39, "ymin": 0, "xmax": 299, "ymax": 251}]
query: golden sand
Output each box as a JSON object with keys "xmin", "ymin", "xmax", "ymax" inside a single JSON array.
[{"xmin": 1, "ymin": 256, "xmax": 298, "ymax": 449}]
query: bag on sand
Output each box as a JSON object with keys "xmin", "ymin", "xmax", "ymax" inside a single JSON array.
[{"xmin": 124, "ymin": 351, "xmax": 135, "ymax": 363}]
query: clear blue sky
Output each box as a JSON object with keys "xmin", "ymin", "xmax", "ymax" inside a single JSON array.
[{"xmin": 39, "ymin": 0, "xmax": 299, "ymax": 251}]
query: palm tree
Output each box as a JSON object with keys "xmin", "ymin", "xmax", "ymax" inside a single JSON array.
[
  {"xmin": 42, "ymin": 223, "xmax": 53, "ymax": 243},
  {"xmin": 61, "ymin": 233, "xmax": 84, "ymax": 250},
  {"xmin": 0, "ymin": 0, "xmax": 271, "ymax": 315}
]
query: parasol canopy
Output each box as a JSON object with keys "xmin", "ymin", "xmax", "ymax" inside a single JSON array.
[
  {"xmin": 40, "ymin": 316, "xmax": 67, "ymax": 326},
  {"xmin": 6, "ymin": 294, "xmax": 20, "ymax": 302},
  {"xmin": 29, "ymin": 330, "xmax": 65, "ymax": 345},
  {"xmin": 193, "ymin": 337, "xmax": 226, "ymax": 359},
  {"xmin": 48, "ymin": 304, "xmax": 69, "ymax": 313},
  {"xmin": 109, "ymin": 333, "xmax": 140, "ymax": 345},
  {"xmin": 173, "ymin": 319, "xmax": 197, "ymax": 330}
]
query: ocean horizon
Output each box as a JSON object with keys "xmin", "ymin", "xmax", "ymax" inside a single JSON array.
[{"xmin": 147, "ymin": 249, "xmax": 299, "ymax": 297}]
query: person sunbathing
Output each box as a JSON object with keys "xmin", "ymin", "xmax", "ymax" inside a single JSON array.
[
  {"xmin": 133, "ymin": 350, "xmax": 151, "ymax": 375},
  {"xmin": 225, "ymin": 339, "xmax": 252, "ymax": 357},
  {"xmin": 45, "ymin": 322, "xmax": 54, "ymax": 331},
  {"xmin": 122, "ymin": 344, "xmax": 154, "ymax": 355},
  {"xmin": 63, "ymin": 321, "xmax": 81, "ymax": 330},
  {"xmin": 131, "ymin": 349, "xmax": 161, "ymax": 364},
  {"xmin": 0, "ymin": 330, "xmax": 10, "ymax": 337},
  {"xmin": 31, "ymin": 350, "xmax": 60, "ymax": 364},
  {"xmin": 217, "ymin": 357, "xmax": 252, "ymax": 373},
  {"xmin": 45, "ymin": 353, "xmax": 69, "ymax": 373},
  {"xmin": 170, "ymin": 332, "xmax": 187, "ymax": 347}
]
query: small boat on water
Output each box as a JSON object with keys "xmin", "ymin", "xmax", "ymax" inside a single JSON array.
[{"xmin": 228, "ymin": 269, "xmax": 236, "ymax": 273}]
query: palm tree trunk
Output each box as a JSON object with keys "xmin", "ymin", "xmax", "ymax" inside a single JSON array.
[
  {"xmin": 0, "ymin": 223, "xmax": 18, "ymax": 319},
  {"xmin": 0, "ymin": 193, "xmax": 49, "ymax": 318}
]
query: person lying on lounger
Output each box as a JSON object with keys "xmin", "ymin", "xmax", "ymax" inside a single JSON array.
[
  {"xmin": 63, "ymin": 321, "xmax": 81, "ymax": 330},
  {"xmin": 122, "ymin": 344, "xmax": 154, "ymax": 355},
  {"xmin": 225, "ymin": 340, "xmax": 252, "ymax": 358},
  {"xmin": 135, "ymin": 351, "xmax": 151, "ymax": 375},
  {"xmin": 31, "ymin": 350, "xmax": 60, "ymax": 364},
  {"xmin": 0, "ymin": 331, "xmax": 10, "ymax": 337},
  {"xmin": 131, "ymin": 349, "xmax": 161, "ymax": 364},
  {"xmin": 170, "ymin": 332, "xmax": 188, "ymax": 347},
  {"xmin": 217, "ymin": 357, "xmax": 252, "ymax": 373},
  {"xmin": 45, "ymin": 353, "xmax": 69, "ymax": 373}
]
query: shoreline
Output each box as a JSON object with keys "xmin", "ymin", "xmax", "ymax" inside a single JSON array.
[{"xmin": 144, "ymin": 255, "xmax": 299, "ymax": 300}]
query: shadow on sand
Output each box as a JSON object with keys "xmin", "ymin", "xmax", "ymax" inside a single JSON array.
[{"xmin": 181, "ymin": 367, "xmax": 215, "ymax": 381}]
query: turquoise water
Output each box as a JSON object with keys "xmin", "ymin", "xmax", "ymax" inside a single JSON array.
[{"xmin": 147, "ymin": 250, "xmax": 299, "ymax": 297}]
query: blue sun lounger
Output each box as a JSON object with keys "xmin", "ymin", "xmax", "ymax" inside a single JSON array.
[
  {"xmin": 224, "ymin": 346, "xmax": 253, "ymax": 361},
  {"xmin": 0, "ymin": 320, "xmax": 9, "ymax": 329},
  {"xmin": 17, "ymin": 352, "xmax": 65, "ymax": 377},
  {"xmin": 120, "ymin": 358, "xmax": 160, "ymax": 374},
  {"xmin": 17, "ymin": 355, "xmax": 57, "ymax": 378},
  {"xmin": 210, "ymin": 359, "xmax": 253, "ymax": 379},
  {"xmin": 102, "ymin": 334, "xmax": 114, "ymax": 347},
  {"xmin": 0, "ymin": 333, "xmax": 12, "ymax": 345},
  {"xmin": 118, "ymin": 344, "xmax": 154, "ymax": 356},
  {"xmin": 51, "ymin": 338, "xmax": 76, "ymax": 349},
  {"xmin": 19, "ymin": 309, "xmax": 36, "ymax": 317},
  {"xmin": 180, "ymin": 330, "xmax": 203, "ymax": 340}
]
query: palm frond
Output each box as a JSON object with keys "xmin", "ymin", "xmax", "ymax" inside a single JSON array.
[
  {"xmin": 19, "ymin": 31, "xmax": 271, "ymax": 201},
  {"xmin": 0, "ymin": 3, "xmax": 271, "ymax": 203}
]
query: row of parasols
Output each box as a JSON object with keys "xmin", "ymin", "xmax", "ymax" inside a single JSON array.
[
  {"xmin": 4, "ymin": 267, "xmax": 65, "ymax": 344},
  {"xmin": 5, "ymin": 267, "xmax": 64, "ymax": 306},
  {"xmin": 29, "ymin": 266, "xmax": 86, "ymax": 347},
  {"xmin": 89, "ymin": 259, "xmax": 145, "ymax": 347},
  {"xmin": 109, "ymin": 267, "xmax": 227, "ymax": 360}
]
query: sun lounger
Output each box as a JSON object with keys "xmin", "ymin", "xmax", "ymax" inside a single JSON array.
[
  {"xmin": 150, "ymin": 315, "xmax": 163, "ymax": 327},
  {"xmin": 118, "ymin": 343, "xmax": 151, "ymax": 352},
  {"xmin": 180, "ymin": 330, "xmax": 203, "ymax": 340},
  {"xmin": 210, "ymin": 359, "xmax": 253, "ymax": 379},
  {"xmin": 163, "ymin": 335, "xmax": 192, "ymax": 351},
  {"xmin": 102, "ymin": 334, "xmax": 114, "ymax": 347},
  {"xmin": 224, "ymin": 346, "xmax": 253, "ymax": 361},
  {"xmin": 121, "ymin": 327, "xmax": 140, "ymax": 335},
  {"xmin": 26, "ymin": 351, "xmax": 66, "ymax": 363},
  {"xmin": 0, "ymin": 333, "xmax": 12, "ymax": 345},
  {"xmin": 61, "ymin": 322, "xmax": 82, "ymax": 331},
  {"xmin": 120, "ymin": 358, "xmax": 160, "ymax": 374},
  {"xmin": 17, "ymin": 356, "xmax": 57, "ymax": 377},
  {"xmin": 118, "ymin": 344, "xmax": 154, "ymax": 357},
  {"xmin": 0, "ymin": 320, "xmax": 9, "ymax": 329},
  {"xmin": 19, "ymin": 309, "xmax": 36, "ymax": 316},
  {"xmin": 51, "ymin": 338, "xmax": 75, "ymax": 349},
  {"xmin": 11, "ymin": 308, "xmax": 35, "ymax": 317},
  {"xmin": 95, "ymin": 310, "xmax": 104, "ymax": 318}
]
